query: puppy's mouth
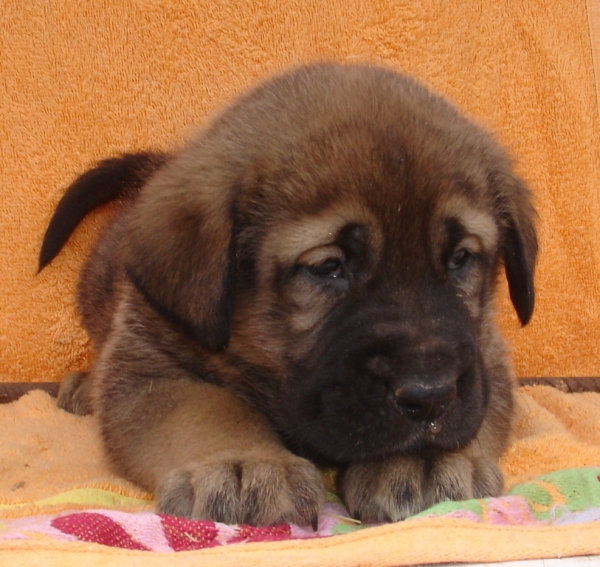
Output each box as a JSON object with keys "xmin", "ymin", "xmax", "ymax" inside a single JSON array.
[{"xmin": 275, "ymin": 342, "xmax": 488, "ymax": 464}]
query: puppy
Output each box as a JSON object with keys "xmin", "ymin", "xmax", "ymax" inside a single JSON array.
[{"xmin": 39, "ymin": 62, "xmax": 537, "ymax": 526}]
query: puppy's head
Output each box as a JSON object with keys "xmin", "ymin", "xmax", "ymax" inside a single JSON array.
[{"xmin": 123, "ymin": 63, "xmax": 537, "ymax": 463}]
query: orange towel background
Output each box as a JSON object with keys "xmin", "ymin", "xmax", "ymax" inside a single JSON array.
[{"xmin": 1, "ymin": 0, "xmax": 600, "ymax": 384}]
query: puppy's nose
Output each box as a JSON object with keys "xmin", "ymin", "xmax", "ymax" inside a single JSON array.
[{"xmin": 393, "ymin": 380, "xmax": 457, "ymax": 422}]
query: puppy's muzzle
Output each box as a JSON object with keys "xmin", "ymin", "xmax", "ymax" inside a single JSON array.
[{"xmin": 280, "ymin": 301, "xmax": 487, "ymax": 462}]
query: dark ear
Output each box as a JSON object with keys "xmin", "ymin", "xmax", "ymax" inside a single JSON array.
[
  {"xmin": 121, "ymin": 158, "xmax": 238, "ymax": 351},
  {"xmin": 491, "ymin": 170, "xmax": 538, "ymax": 326}
]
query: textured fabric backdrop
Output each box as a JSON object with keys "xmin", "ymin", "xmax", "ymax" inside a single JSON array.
[{"xmin": 2, "ymin": 0, "xmax": 600, "ymax": 382}]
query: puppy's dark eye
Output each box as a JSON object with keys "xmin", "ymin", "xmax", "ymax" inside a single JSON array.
[
  {"xmin": 448, "ymin": 248, "xmax": 473, "ymax": 271},
  {"xmin": 306, "ymin": 258, "xmax": 343, "ymax": 278},
  {"xmin": 296, "ymin": 245, "xmax": 349, "ymax": 291}
]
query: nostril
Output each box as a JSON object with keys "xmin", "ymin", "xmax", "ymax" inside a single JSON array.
[
  {"xmin": 401, "ymin": 400, "xmax": 434, "ymax": 421},
  {"xmin": 393, "ymin": 381, "xmax": 457, "ymax": 422}
]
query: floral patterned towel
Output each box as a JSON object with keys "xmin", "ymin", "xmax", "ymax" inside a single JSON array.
[{"xmin": 2, "ymin": 468, "xmax": 600, "ymax": 552}]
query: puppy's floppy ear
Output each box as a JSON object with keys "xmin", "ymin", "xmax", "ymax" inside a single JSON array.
[
  {"xmin": 121, "ymin": 157, "xmax": 239, "ymax": 351},
  {"xmin": 491, "ymin": 170, "xmax": 538, "ymax": 326}
]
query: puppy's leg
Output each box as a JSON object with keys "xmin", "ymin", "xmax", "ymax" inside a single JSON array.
[
  {"xmin": 100, "ymin": 378, "xmax": 325, "ymax": 527},
  {"xmin": 57, "ymin": 371, "xmax": 95, "ymax": 416}
]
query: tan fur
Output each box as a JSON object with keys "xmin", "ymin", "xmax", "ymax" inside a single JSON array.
[
  {"xmin": 47, "ymin": 62, "xmax": 537, "ymax": 526},
  {"xmin": 436, "ymin": 195, "xmax": 499, "ymax": 253}
]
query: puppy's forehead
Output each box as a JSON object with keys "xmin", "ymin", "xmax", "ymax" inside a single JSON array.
[{"xmin": 221, "ymin": 64, "xmax": 509, "ymax": 267}]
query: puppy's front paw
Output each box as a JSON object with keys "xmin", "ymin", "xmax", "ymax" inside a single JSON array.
[
  {"xmin": 57, "ymin": 371, "xmax": 94, "ymax": 416},
  {"xmin": 156, "ymin": 451, "xmax": 325, "ymax": 527},
  {"xmin": 342, "ymin": 453, "xmax": 503, "ymax": 523}
]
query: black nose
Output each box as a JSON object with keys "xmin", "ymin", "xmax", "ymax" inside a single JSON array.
[
  {"xmin": 364, "ymin": 345, "xmax": 463, "ymax": 423},
  {"xmin": 393, "ymin": 380, "xmax": 457, "ymax": 421}
]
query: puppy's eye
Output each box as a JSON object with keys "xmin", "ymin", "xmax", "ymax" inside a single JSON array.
[
  {"xmin": 448, "ymin": 248, "xmax": 473, "ymax": 271},
  {"xmin": 306, "ymin": 258, "xmax": 343, "ymax": 278},
  {"xmin": 296, "ymin": 245, "xmax": 348, "ymax": 290}
]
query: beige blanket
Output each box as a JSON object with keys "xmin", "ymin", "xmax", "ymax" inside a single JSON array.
[{"xmin": 1, "ymin": 387, "xmax": 600, "ymax": 564}]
